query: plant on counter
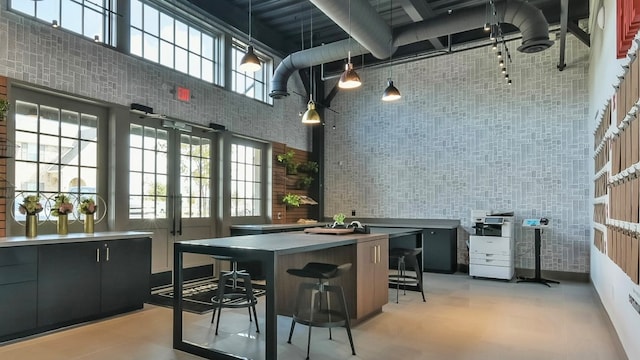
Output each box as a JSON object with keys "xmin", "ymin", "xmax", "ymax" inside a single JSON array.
[
  {"xmin": 18, "ymin": 194, "xmax": 43, "ymax": 215},
  {"xmin": 51, "ymin": 194, "xmax": 74, "ymax": 217},
  {"xmin": 298, "ymin": 160, "xmax": 318, "ymax": 173},
  {"xmin": 282, "ymin": 193, "xmax": 301, "ymax": 207},
  {"xmin": 79, "ymin": 196, "xmax": 97, "ymax": 214},
  {"xmin": 333, "ymin": 213, "xmax": 346, "ymax": 225},
  {"xmin": 0, "ymin": 98, "xmax": 8, "ymax": 121},
  {"xmin": 297, "ymin": 175, "xmax": 314, "ymax": 190},
  {"xmin": 277, "ymin": 150, "xmax": 298, "ymax": 174}
]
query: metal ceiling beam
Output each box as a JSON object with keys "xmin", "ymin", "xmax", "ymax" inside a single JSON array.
[
  {"xmin": 557, "ymin": 0, "xmax": 568, "ymax": 71},
  {"xmin": 567, "ymin": 20, "xmax": 590, "ymax": 47},
  {"xmin": 397, "ymin": 0, "xmax": 445, "ymax": 49},
  {"xmin": 184, "ymin": 0, "xmax": 288, "ymax": 54}
]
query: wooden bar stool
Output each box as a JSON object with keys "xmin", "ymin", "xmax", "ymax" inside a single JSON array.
[
  {"xmin": 210, "ymin": 255, "xmax": 260, "ymax": 335},
  {"xmin": 286, "ymin": 262, "xmax": 355, "ymax": 360},
  {"xmin": 388, "ymin": 248, "xmax": 426, "ymax": 303}
]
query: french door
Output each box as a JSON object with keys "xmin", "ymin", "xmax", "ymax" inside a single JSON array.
[{"xmin": 128, "ymin": 118, "xmax": 217, "ymax": 274}]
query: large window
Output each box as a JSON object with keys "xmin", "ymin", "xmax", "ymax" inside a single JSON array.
[
  {"xmin": 231, "ymin": 39, "xmax": 273, "ymax": 104},
  {"xmin": 230, "ymin": 142, "xmax": 263, "ymax": 217},
  {"xmin": 14, "ymin": 100, "xmax": 99, "ymax": 221},
  {"xmin": 130, "ymin": 0, "xmax": 220, "ymax": 84},
  {"xmin": 10, "ymin": 0, "xmax": 117, "ymax": 45}
]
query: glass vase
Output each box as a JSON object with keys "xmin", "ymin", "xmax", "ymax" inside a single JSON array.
[
  {"xmin": 26, "ymin": 214, "xmax": 37, "ymax": 237},
  {"xmin": 84, "ymin": 213, "xmax": 94, "ymax": 233},
  {"xmin": 57, "ymin": 214, "xmax": 68, "ymax": 235}
]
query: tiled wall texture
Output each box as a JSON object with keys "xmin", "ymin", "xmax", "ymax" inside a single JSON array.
[
  {"xmin": 0, "ymin": 3, "xmax": 310, "ymax": 152},
  {"xmin": 324, "ymin": 35, "xmax": 591, "ymax": 273}
]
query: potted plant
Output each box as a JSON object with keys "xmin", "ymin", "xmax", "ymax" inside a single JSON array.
[
  {"xmin": 299, "ymin": 160, "xmax": 318, "ymax": 173},
  {"xmin": 282, "ymin": 193, "xmax": 301, "ymax": 207},
  {"xmin": 332, "ymin": 213, "xmax": 347, "ymax": 228},
  {"xmin": 297, "ymin": 175, "xmax": 314, "ymax": 190},
  {"xmin": 0, "ymin": 99, "xmax": 8, "ymax": 121},
  {"xmin": 51, "ymin": 194, "xmax": 74, "ymax": 235},
  {"xmin": 277, "ymin": 150, "xmax": 298, "ymax": 174},
  {"xmin": 79, "ymin": 196, "xmax": 97, "ymax": 233}
]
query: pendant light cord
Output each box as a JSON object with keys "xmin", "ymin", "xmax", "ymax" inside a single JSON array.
[
  {"xmin": 348, "ymin": 0, "xmax": 351, "ymax": 63},
  {"xmin": 389, "ymin": 0, "xmax": 393, "ymax": 79},
  {"xmin": 248, "ymin": 0, "xmax": 252, "ymax": 44},
  {"xmin": 310, "ymin": 6, "xmax": 315, "ymax": 102}
]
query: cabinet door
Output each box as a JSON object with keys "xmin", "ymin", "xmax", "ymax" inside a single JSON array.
[
  {"xmin": 0, "ymin": 247, "xmax": 38, "ymax": 338},
  {"xmin": 356, "ymin": 241, "xmax": 377, "ymax": 319},
  {"xmin": 100, "ymin": 238, "xmax": 151, "ymax": 313},
  {"xmin": 373, "ymin": 239, "xmax": 389, "ymax": 310},
  {"xmin": 38, "ymin": 242, "xmax": 101, "ymax": 327},
  {"xmin": 423, "ymin": 228, "xmax": 457, "ymax": 273}
]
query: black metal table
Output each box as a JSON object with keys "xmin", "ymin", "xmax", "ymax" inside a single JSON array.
[{"xmin": 172, "ymin": 232, "xmax": 377, "ymax": 360}]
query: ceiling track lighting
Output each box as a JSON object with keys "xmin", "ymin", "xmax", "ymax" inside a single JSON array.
[
  {"xmin": 339, "ymin": 0, "xmax": 361, "ymax": 89},
  {"xmin": 486, "ymin": 2, "xmax": 514, "ymax": 87},
  {"xmin": 239, "ymin": 0, "xmax": 261, "ymax": 73},
  {"xmin": 382, "ymin": 0, "xmax": 400, "ymax": 102}
]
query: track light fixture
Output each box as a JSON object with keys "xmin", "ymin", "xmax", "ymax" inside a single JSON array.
[{"xmin": 239, "ymin": 0, "xmax": 261, "ymax": 73}]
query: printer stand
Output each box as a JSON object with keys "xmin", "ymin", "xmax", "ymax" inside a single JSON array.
[{"xmin": 517, "ymin": 228, "xmax": 559, "ymax": 287}]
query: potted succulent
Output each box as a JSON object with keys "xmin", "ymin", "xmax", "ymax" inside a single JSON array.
[{"xmin": 332, "ymin": 213, "xmax": 347, "ymax": 228}]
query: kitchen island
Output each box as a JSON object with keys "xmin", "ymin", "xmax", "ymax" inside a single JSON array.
[
  {"xmin": 173, "ymin": 231, "xmax": 390, "ymax": 360},
  {"xmin": 0, "ymin": 231, "xmax": 152, "ymax": 342}
]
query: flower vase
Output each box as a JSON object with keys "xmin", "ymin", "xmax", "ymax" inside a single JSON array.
[
  {"xmin": 57, "ymin": 214, "xmax": 68, "ymax": 235},
  {"xmin": 26, "ymin": 214, "xmax": 37, "ymax": 237},
  {"xmin": 84, "ymin": 213, "xmax": 94, "ymax": 233}
]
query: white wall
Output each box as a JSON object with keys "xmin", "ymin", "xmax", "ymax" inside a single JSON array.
[{"xmin": 589, "ymin": 0, "xmax": 640, "ymax": 358}]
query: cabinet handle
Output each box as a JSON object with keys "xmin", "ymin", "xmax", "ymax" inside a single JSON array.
[
  {"xmin": 377, "ymin": 245, "xmax": 381, "ymax": 263},
  {"xmin": 106, "ymin": 247, "xmax": 110, "ymax": 261},
  {"xmin": 372, "ymin": 245, "xmax": 376, "ymax": 263},
  {"xmin": 96, "ymin": 248, "xmax": 100, "ymax": 262}
]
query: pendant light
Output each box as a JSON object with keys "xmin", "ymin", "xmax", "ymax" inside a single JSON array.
[
  {"xmin": 382, "ymin": 0, "xmax": 400, "ymax": 102},
  {"xmin": 239, "ymin": 0, "xmax": 261, "ymax": 73},
  {"xmin": 338, "ymin": 0, "xmax": 361, "ymax": 89},
  {"xmin": 302, "ymin": 6, "xmax": 320, "ymax": 124}
]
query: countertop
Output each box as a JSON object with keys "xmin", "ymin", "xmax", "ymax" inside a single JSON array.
[
  {"xmin": 0, "ymin": 231, "xmax": 154, "ymax": 247},
  {"xmin": 178, "ymin": 231, "xmax": 388, "ymax": 255},
  {"xmin": 230, "ymin": 220, "xmax": 459, "ymax": 231}
]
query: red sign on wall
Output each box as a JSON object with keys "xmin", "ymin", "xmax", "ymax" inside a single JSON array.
[
  {"xmin": 176, "ymin": 86, "xmax": 191, "ymax": 102},
  {"xmin": 617, "ymin": 0, "xmax": 640, "ymax": 58}
]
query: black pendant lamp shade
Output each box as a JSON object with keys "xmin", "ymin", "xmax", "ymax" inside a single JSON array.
[
  {"xmin": 240, "ymin": 45, "xmax": 261, "ymax": 72},
  {"xmin": 381, "ymin": 79, "xmax": 401, "ymax": 101}
]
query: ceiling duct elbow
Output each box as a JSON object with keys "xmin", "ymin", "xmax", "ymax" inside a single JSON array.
[{"xmin": 500, "ymin": 0, "xmax": 554, "ymax": 53}]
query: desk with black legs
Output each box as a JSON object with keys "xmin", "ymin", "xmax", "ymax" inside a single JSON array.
[
  {"xmin": 517, "ymin": 224, "xmax": 559, "ymax": 287},
  {"xmin": 172, "ymin": 231, "xmax": 390, "ymax": 360}
]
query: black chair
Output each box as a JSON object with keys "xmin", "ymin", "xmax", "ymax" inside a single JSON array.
[
  {"xmin": 388, "ymin": 248, "xmax": 426, "ymax": 303},
  {"xmin": 210, "ymin": 255, "xmax": 260, "ymax": 335},
  {"xmin": 286, "ymin": 262, "xmax": 355, "ymax": 360}
]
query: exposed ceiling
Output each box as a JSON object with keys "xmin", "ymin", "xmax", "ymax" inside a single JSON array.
[{"xmin": 185, "ymin": 0, "xmax": 590, "ymax": 74}]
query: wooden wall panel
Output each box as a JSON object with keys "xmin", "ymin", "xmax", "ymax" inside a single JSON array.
[{"xmin": 272, "ymin": 143, "xmax": 318, "ymax": 224}]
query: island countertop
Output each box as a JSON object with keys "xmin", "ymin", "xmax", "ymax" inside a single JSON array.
[
  {"xmin": 0, "ymin": 231, "xmax": 154, "ymax": 247},
  {"xmin": 178, "ymin": 231, "xmax": 386, "ymax": 255}
]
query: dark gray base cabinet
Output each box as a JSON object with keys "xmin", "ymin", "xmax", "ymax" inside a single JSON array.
[
  {"xmin": 0, "ymin": 247, "xmax": 38, "ymax": 338},
  {"xmin": 423, "ymin": 228, "xmax": 457, "ymax": 273},
  {"xmin": 1, "ymin": 237, "xmax": 150, "ymax": 342}
]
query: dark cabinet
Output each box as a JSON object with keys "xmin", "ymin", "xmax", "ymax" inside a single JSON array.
[
  {"xmin": 0, "ymin": 247, "xmax": 38, "ymax": 338},
  {"xmin": 423, "ymin": 228, "xmax": 457, "ymax": 273},
  {"xmin": 100, "ymin": 239, "xmax": 151, "ymax": 314},
  {"xmin": 38, "ymin": 239, "xmax": 151, "ymax": 327},
  {"xmin": 38, "ymin": 242, "xmax": 102, "ymax": 327}
]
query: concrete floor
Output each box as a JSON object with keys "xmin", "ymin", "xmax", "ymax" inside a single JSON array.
[{"xmin": 0, "ymin": 272, "xmax": 627, "ymax": 360}]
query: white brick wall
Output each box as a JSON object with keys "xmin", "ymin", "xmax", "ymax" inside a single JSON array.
[{"xmin": 324, "ymin": 35, "xmax": 591, "ymax": 273}]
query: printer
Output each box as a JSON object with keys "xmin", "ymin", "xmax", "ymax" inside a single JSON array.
[{"xmin": 471, "ymin": 210, "xmax": 514, "ymax": 237}]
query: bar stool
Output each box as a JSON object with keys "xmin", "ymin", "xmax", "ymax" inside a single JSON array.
[
  {"xmin": 210, "ymin": 255, "xmax": 260, "ymax": 335},
  {"xmin": 286, "ymin": 262, "xmax": 355, "ymax": 360},
  {"xmin": 388, "ymin": 248, "xmax": 426, "ymax": 303}
]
